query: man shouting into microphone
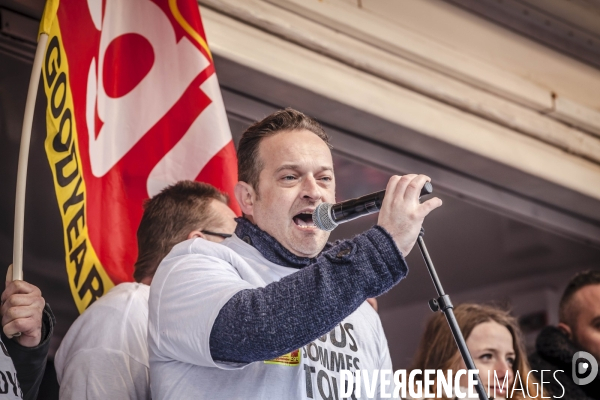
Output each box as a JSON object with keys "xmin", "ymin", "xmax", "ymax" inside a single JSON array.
[{"xmin": 148, "ymin": 108, "xmax": 442, "ymax": 399}]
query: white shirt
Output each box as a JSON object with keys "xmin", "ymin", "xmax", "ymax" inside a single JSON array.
[
  {"xmin": 55, "ymin": 282, "xmax": 150, "ymax": 400},
  {"xmin": 148, "ymin": 236, "xmax": 392, "ymax": 399},
  {"xmin": 0, "ymin": 339, "xmax": 22, "ymax": 399}
]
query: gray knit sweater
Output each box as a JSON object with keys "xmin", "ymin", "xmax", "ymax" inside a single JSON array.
[{"xmin": 209, "ymin": 217, "xmax": 408, "ymax": 363}]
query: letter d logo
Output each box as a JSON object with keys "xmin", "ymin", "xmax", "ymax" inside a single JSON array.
[{"xmin": 572, "ymin": 351, "xmax": 598, "ymax": 385}]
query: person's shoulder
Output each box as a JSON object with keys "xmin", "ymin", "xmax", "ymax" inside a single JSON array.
[
  {"xmin": 168, "ymin": 237, "xmax": 240, "ymax": 259},
  {"xmin": 164, "ymin": 237, "xmax": 251, "ymax": 271},
  {"xmin": 107, "ymin": 281, "xmax": 149, "ymax": 296},
  {"xmin": 65, "ymin": 283, "xmax": 149, "ymax": 329},
  {"xmin": 90, "ymin": 282, "xmax": 149, "ymax": 307},
  {"xmin": 55, "ymin": 284, "xmax": 150, "ymax": 376},
  {"xmin": 150, "ymin": 238, "xmax": 254, "ymax": 291}
]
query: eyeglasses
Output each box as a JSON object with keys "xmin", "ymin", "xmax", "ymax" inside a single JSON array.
[{"xmin": 201, "ymin": 230, "xmax": 233, "ymax": 239}]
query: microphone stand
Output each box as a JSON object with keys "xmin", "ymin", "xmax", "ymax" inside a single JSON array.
[{"xmin": 417, "ymin": 227, "xmax": 490, "ymax": 400}]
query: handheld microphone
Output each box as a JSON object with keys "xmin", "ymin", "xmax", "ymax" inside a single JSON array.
[{"xmin": 312, "ymin": 182, "xmax": 433, "ymax": 231}]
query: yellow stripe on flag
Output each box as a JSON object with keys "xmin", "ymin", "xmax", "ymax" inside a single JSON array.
[
  {"xmin": 168, "ymin": 0, "xmax": 213, "ymax": 60},
  {"xmin": 42, "ymin": 17, "xmax": 114, "ymax": 314},
  {"xmin": 38, "ymin": 0, "xmax": 60, "ymax": 39}
]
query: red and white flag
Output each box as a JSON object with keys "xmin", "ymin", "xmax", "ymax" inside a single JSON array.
[{"xmin": 40, "ymin": 0, "xmax": 239, "ymax": 313}]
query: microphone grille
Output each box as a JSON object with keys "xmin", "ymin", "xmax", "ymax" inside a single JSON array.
[{"xmin": 312, "ymin": 203, "xmax": 338, "ymax": 232}]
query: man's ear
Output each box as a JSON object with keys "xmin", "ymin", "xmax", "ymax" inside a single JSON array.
[
  {"xmin": 187, "ymin": 230, "xmax": 205, "ymax": 240},
  {"xmin": 558, "ymin": 322, "xmax": 573, "ymax": 340},
  {"xmin": 235, "ymin": 181, "xmax": 256, "ymax": 216}
]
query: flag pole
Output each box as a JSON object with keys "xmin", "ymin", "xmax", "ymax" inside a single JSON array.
[{"xmin": 12, "ymin": 33, "xmax": 49, "ymax": 282}]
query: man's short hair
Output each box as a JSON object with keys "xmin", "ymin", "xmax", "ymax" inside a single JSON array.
[
  {"xmin": 133, "ymin": 181, "xmax": 229, "ymax": 282},
  {"xmin": 559, "ymin": 269, "xmax": 600, "ymax": 326},
  {"xmin": 237, "ymin": 108, "xmax": 331, "ymax": 192}
]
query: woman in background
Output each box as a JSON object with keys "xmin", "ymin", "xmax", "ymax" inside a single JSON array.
[{"xmin": 409, "ymin": 303, "xmax": 540, "ymax": 399}]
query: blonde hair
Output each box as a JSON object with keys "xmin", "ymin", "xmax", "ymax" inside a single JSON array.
[{"xmin": 410, "ymin": 303, "xmax": 538, "ymax": 399}]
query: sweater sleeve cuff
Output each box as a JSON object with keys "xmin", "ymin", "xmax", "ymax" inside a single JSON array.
[
  {"xmin": 358, "ymin": 225, "xmax": 409, "ymax": 296},
  {"xmin": 369, "ymin": 225, "xmax": 406, "ymax": 264}
]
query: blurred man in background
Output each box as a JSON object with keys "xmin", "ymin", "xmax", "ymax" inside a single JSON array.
[
  {"xmin": 55, "ymin": 181, "xmax": 237, "ymax": 400},
  {"xmin": 530, "ymin": 269, "xmax": 600, "ymax": 400}
]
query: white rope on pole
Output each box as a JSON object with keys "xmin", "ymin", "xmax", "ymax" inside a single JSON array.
[{"xmin": 12, "ymin": 33, "xmax": 49, "ymax": 283}]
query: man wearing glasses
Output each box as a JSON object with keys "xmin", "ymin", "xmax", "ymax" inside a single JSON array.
[{"xmin": 55, "ymin": 181, "xmax": 237, "ymax": 400}]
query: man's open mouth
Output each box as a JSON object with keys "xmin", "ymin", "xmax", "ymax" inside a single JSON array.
[{"xmin": 293, "ymin": 211, "xmax": 316, "ymax": 228}]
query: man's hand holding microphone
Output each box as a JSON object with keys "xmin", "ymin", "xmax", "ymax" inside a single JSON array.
[
  {"xmin": 313, "ymin": 174, "xmax": 442, "ymax": 256},
  {"xmin": 377, "ymin": 174, "xmax": 442, "ymax": 256}
]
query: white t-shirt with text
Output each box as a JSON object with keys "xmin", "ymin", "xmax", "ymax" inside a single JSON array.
[
  {"xmin": 148, "ymin": 236, "xmax": 392, "ymax": 399},
  {"xmin": 0, "ymin": 339, "xmax": 21, "ymax": 399}
]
